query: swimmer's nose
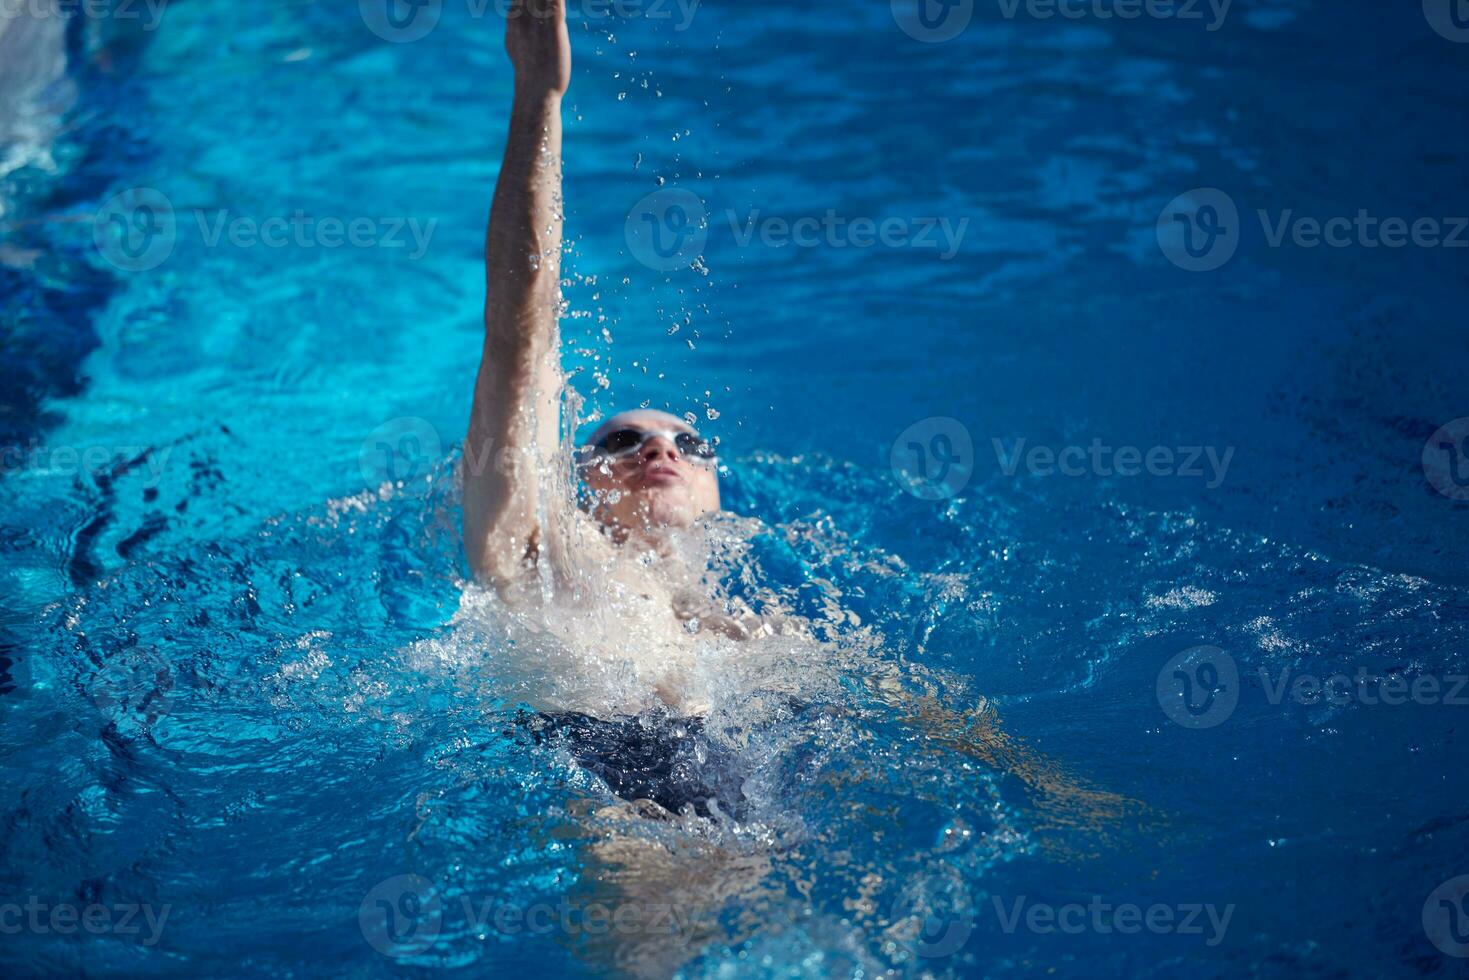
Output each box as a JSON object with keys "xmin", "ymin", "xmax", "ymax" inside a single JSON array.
[{"xmin": 640, "ymin": 435, "xmax": 683, "ymax": 462}]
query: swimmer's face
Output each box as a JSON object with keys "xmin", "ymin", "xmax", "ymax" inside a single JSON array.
[{"xmin": 580, "ymin": 410, "xmax": 721, "ymax": 532}]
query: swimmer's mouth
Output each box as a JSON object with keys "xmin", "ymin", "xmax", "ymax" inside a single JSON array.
[{"xmin": 639, "ymin": 465, "xmax": 687, "ymax": 487}]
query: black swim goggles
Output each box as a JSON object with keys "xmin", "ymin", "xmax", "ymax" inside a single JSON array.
[{"xmin": 588, "ymin": 426, "xmax": 718, "ymax": 463}]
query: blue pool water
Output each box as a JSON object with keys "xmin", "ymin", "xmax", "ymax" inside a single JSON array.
[{"xmin": 3, "ymin": 1, "xmax": 1469, "ymax": 976}]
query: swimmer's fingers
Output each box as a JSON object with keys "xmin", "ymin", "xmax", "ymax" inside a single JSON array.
[{"xmin": 505, "ymin": 0, "xmax": 571, "ymax": 96}]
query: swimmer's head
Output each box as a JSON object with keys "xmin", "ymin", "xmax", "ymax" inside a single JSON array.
[{"xmin": 577, "ymin": 409, "xmax": 721, "ymax": 533}]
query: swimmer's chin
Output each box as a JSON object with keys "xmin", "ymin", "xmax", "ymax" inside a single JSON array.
[
  {"xmin": 591, "ymin": 486, "xmax": 700, "ymax": 537},
  {"xmin": 637, "ymin": 488, "xmax": 699, "ymax": 528}
]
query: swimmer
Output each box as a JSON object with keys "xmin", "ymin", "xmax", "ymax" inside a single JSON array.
[
  {"xmin": 462, "ymin": 0, "xmax": 773, "ymax": 824},
  {"xmin": 463, "ymin": 0, "xmax": 768, "ymax": 684}
]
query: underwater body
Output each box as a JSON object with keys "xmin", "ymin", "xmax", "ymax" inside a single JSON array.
[{"xmin": 2, "ymin": 0, "xmax": 1469, "ymax": 977}]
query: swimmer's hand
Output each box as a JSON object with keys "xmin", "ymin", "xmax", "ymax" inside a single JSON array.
[{"xmin": 506, "ymin": 0, "xmax": 571, "ymax": 97}]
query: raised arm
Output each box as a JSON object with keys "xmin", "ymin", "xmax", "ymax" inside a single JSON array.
[{"xmin": 463, "ymin": 0, "xmax": 571, "ymax": 586}]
